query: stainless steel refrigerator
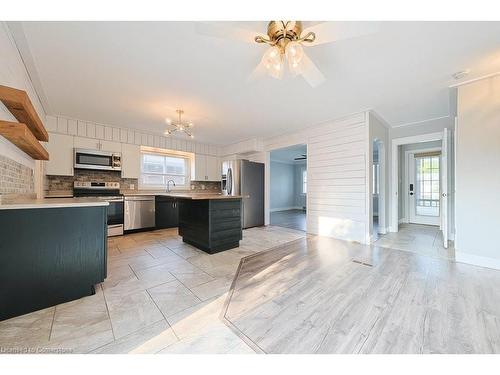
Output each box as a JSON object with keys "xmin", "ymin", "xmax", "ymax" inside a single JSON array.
[{"xmin": 222, "ymin": 159, "xmax": 264, "ymax": 229}]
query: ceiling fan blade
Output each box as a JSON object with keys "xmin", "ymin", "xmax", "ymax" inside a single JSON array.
[
  {"xmin": 302, "ymin": 21, "xmax": 380, "ymax": 47},
  {"xmin": 297, "ymin": 51, "xmax": 325, "ymax": 88},
  {"xmin": 195, "ymin": 22, "xmax": 263, "ymax": 44}
]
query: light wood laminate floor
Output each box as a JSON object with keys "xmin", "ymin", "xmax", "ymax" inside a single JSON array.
[
  {"xmin": 374, "ymin": 223, "xmax": 455, "ymax": 260},
  {"xmin": 223, "ymin": 235, "xmax": 500, "ymax": 354},
  {"xmin": 270, "ymin": 209, "xmax": 306, "ymax": 232}
]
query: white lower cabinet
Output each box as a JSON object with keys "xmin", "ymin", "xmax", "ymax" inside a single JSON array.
[
  {"xmin": 45, "ymin": 133, "xmax": 74, "ymax": 176},
  {"xmin": 121, "ymin": 143, "xmax": 141, "ymax": 179}
]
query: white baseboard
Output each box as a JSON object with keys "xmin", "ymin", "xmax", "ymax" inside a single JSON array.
[
  {"xmin": 398, "ymin": 218, "xmax": 407, "ymax": 224},
  {"xmin": 270, "ymin": 206, "xmax": 303, "ymax": 213},
  {"xmin": 455, "ymin": 251, "xmax": 500, "ymax": 270}
]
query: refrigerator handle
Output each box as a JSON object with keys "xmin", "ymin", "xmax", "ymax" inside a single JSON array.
[{"xmin": 227, "ymin": 168, "xmax": 233, "ymax": 195}]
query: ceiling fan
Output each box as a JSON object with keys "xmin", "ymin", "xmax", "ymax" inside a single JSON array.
[
  {"xmin": 196, "ymin": 21, "xmax": 380, "ymax": 87},
  {"xmin": 294, "ymin": 154, "xmax": 307, "ymax": 161}
]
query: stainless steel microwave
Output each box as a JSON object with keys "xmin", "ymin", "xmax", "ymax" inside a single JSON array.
[{"xmin": 74, "ymin": 149, "xmax": 122, "ymax": 171}]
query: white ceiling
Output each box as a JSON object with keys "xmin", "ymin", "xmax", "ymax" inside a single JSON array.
[
  {"xmin": 11, "ymin": 21, "xmax": 500, "ymax": 145},
  {"xmin": 271, "ymin": 144, "xmax": 307, "ymax": 164}
]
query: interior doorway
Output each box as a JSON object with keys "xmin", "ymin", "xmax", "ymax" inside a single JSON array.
[
  {"xmin": 371, "ymin": 139, "xmax": 384, "ymax": 240},
  {"xmin": 390, "ymin": 129, "xmax": 453, "ymax": 249},
  {"xmin": 269, "ymin": 144, "xmax": 307, "ymax": 232}
]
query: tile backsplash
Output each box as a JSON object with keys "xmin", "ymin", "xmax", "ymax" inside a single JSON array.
[
  {"xmin": 45, "ymin": 169, "xmax": 221, "ymax": 195},
  {"xmin": 0, "ymin": 155, "xmax": 34, "ymax": 195}
]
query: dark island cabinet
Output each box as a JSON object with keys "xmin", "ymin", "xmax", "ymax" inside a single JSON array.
[
  {"xmin": 0, "ymin": 206, "xmax": 107, "ymax": 321},
  {"xmin": 178, "ymin": 198, "xmax": 242, "ymax": 254},
  {"xmin": 155, "ymin": 196, "xmax": 179, "ymax": 229}
]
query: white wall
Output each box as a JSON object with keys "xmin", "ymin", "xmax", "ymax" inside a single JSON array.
[
  {"xmin": 0, "ymin": 22, "xmax": 46, "ymax": 196},
  {"xmin": 455, "ymin": 75, "xmax": 500, "ymax": 269},
  {"xmin": 0, "ymin": 23, "xmax": 46, "ymax": 169},
  {"xmin": 270, "ymin": 161, "xmax": 296, "ymax": 211}
]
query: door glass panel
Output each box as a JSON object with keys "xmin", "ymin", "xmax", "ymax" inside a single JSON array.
[{"xmin": 415, "ymin": 155, "xmax": 440, "ymax": 217}]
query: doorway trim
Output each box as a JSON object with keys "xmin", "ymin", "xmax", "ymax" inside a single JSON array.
[{"xmin": 390, "ymin": 132, "xmax": 443, "ymax": 232}]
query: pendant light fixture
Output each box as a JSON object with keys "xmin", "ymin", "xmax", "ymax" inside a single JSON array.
[{"xmin": 164, "ymin": 109, "xmax": 194, "ymax": 138}]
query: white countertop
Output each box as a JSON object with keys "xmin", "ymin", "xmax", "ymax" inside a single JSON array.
[{"xmin": 0, "ymin": 197, "xmax": 109, "ymax": 210}]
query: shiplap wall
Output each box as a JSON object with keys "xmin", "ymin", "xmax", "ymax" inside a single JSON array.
[
  {"xmin": 45, "ymin": 115, "xmax": 221, "ymax": 156},
  {"xmin": 264, "ymin": 112, "xmax": 368, "ymax": 243}
]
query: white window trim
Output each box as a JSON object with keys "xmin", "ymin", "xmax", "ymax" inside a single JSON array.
[{"xmin": 139, "ymin": 146, "xmax": 194, "ymax": 191}]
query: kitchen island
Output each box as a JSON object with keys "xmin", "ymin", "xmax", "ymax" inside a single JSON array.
[
  {"xmin": 176, "ymin": 195, "xmax": 243, "ymax": 254},
  {"xmin": 0, "ymin": 197, "xmax": 108, "ymax": 321}
]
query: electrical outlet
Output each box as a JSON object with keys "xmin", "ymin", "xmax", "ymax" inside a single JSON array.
[{"xmin": 130, "ymin": 184, "xmax": 135, "ymax": 190}]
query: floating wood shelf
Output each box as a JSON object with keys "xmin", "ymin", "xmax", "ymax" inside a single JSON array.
[
  {"xmin": 0, "ymin": 85, "xmax": 48, "ymax": 142},
  {"xmin": 0, "ymin": 121, "xmax": 49, "ymax": 160}
]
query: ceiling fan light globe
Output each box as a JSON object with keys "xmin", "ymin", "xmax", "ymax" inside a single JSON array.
[
  {"xmin": 262, "ymin": 46, "xmax": 282, "ymax": 71},
  {"xmin": 285, "ymin": 41, "xmax": 304, "ymax": 68}
]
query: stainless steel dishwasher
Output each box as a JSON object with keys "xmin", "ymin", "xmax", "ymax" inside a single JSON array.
[{"xmin": 124, "ymin": 196, "xmax": 156, "ymax": 231}]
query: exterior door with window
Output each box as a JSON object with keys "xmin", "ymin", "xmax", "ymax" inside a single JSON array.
[{"xmin": 408, "ymin": 152, "xmax": 441, "ymax": 226}]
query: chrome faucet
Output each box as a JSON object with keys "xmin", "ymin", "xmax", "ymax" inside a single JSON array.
[{"xmin": 166, "ymin": 179, "xmax": 176, "ymax": 193}]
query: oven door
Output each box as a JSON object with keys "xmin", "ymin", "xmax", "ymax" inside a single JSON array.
[
  {"xmin": 74, "ymin": 149, "xmax": 115, "ymax": 171},
  {"xmin": 107, "ymin": 199, "xmax": 124, "ymax": 236}
]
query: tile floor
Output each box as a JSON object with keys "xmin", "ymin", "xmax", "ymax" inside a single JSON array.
[{"xmin": 0, "ymin": 226, "xmax": 305, "ymax": 354}]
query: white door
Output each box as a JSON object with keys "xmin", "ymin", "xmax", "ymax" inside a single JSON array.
[
  {"xmin": 408, "ymin": 152, "xmax": 441, "ymax": 226},
  {"xmin": 441, "ymin": 128, "xmax": 450, "ymax": 248}
]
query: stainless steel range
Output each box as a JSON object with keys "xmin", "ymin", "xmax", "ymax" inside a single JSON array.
[{"xmin": 73, "ymin": 181, "xmax": 124, "ymax": 237}]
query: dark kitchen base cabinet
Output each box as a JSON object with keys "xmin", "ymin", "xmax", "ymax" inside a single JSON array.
[
  {"xmin": 155, "ymin": 196, "xmax": 179, "ymax": 229},
  {"xmin": 0, "ymin": 206, "xmax": 107, "ymax": 322},
  {"xmin": 178, "ymin": 198, "xmax": 242, "ymax": 254}
]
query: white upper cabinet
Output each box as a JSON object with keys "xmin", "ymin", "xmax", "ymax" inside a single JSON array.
[
  {"xmin": 193, "ymin": 154, "xmax": 207, "ymax": 181},
  {"xmin": 193, "ymin": 154, "xmax": 221, "ymax": 181},
  {"xmin": 45, "ymin": 133, "xmax": 74, "ymax": 176},
  {"xmin": 100, "ymin": 140, "xmax": 122, "ymax": 153},
  {"xmin": 121, "ymin": 143, "xmax": 141, "ymax": 179},
  {"xmin": 74, "ymin": 136, "xmax": 100, "ymax": 150},
  {"xmin": 206, "ymin": 155, "xmax": 221, "ymax": 181},
  {"xmin": 73, "ymin": 137, "xmax": 121, "ymax": 153}
]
